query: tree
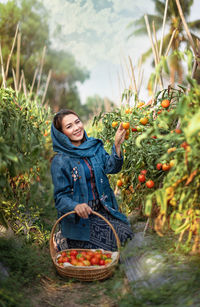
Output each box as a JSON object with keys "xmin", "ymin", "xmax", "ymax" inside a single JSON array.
[
  {"xmin": 84, "ymin": 95, "xmax": 116, "ymax": 119},
  {"xmin": 0, "ymin": 0, "xmax": 90, "ymax": 114},
  {"xmin": 127, "ymin": 0, "xmax": 200, "ymax": 84},
  {"xmin": 44, "ymin": 49, "xmax": 89, "ymax": 112}
]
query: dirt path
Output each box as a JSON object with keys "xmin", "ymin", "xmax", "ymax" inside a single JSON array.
[{"xmin": 28, "ymin": 267, "xmax": 129, "ymax": 307}]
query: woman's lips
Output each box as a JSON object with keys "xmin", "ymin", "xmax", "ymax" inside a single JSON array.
[{"xmin": 74, "ymin": 130, "xmax": 82, "ymax": 136}]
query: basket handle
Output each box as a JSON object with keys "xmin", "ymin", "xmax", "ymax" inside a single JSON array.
[{"xmin": 49, "ymin": 210, "xmax": 121, "ymax": 260}]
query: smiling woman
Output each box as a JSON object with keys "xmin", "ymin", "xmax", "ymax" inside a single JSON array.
[{"xmin": 50, "ymin": 109, "xmax": 133, "ymax": 252}]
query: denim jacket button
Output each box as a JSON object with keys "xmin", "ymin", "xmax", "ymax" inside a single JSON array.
[
  {"xmin": 79, "ymin": 176, "xmax": 82, "ymax": 179},
  {"xmin": 82, "ymin": 224, "xmax": 85, "ymax": 227},
  {"xmin": 78, "ymin": 161, "xmax": 80, "ymax": 164}
]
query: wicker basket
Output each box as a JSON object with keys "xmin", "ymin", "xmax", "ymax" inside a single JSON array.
[{"xmin": 49, "ymin": 210, "xmax": 121, "ymax": 281}]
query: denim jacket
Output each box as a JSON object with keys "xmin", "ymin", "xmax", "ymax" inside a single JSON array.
[{"xmin": 51, "ymin": 124, "xmax": 129, "ymax": 241}]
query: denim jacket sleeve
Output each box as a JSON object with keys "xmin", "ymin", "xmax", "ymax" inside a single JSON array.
[
  {"xmin": 51, "ymin": 155, "xmax": 78, "ymax": 213},
  {"xmin": 102, "ymin": 144, "xmax": 123, "ymax": 174}
]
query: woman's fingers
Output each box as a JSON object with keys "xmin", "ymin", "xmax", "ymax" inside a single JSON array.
[
  {"xmin": 115, "ymin": 124, "xmax": 126, "ymax": 145},
  {"xmin": 75, "ymin": 203, "xmax": 92, "ymax": 218}
]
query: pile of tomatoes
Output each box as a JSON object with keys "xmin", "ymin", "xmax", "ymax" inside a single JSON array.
[{"xmin": 56, "ymin": 249, "xmax": 113, "ymax": 267}]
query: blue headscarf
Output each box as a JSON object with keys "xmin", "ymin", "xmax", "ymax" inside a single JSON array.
[{"xmin": 51, "ymin": 123, "xmax": 103, "ymax": 158}]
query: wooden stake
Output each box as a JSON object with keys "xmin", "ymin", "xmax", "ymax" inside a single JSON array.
[
  {"xmin": 165, "ymin": 28, "xmax": 177, "ymax": 56},
  {"xmin": 12, "ymin": 68, "xmax": 17, "ymax": 91},
  {"xmin": 18, "ymin": 73, "xmax": 23, "ymax": 92},
  {"xmin": 128, "ymin": 56, "xmax": 137, "ymax": 95},
  {"xmin": 5, "ymin": 23, "xmax": 19, "ymax": 79},
  {"xmin": 138, "ymin": 69, "xmax": 144, "ymax": 95},
  {"xmin": 144, "ymin": 15, "xmax": 161, "ymax": 95},
  {"xmin": 42, "ymin": 69, "xmax": 52, "ymax": 104},
  {"xmin": 21, "ymin": 70, "xmax": 27, "ymax": 98},
  {"xmin": 144, "ymin": 15, "xmax": 158, "ymax": 67},
  {"xmin": 29, "ymin": 68, "xmax": 38, "ymax": 96},
  {"xmin": 120, "ymin": 58, "xmax": 127, "ymax": 90},
  {"xmin": 137, "ymin": 56, "xmax": 142, "ymax": 91},
  {"xmin": 152, "ymin": 21, "xmax": 164, "ymax": 89},
  {"xmin": 36, "ymin": 46, "xmax": 46, "ymax": 95},
  {"xmin": 16, "ymin": 32, "xmax": 21, "ymax": 90},
  {"xmin": 0, "ymin": 42, "xmax": 6, "ymax": 88},
  {"xmin": 123, "ymin": 54, "xmax": 133, "ymax": 91},
  {"xmin": 175, "ymin": 0, "xmax": 197, "ymax": 56},
  {"xmin": 159, "ymin": 0, "xmax": 169, "ymax": 58},
  {"xmin": 152, "ymin": 21, "xmax": 159, "ymax": 63},
  {"xmin": 117, "ymin": 71, "xmax": 122, "ymax": 106}
]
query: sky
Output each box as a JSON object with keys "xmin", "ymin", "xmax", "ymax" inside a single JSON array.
[{"xmin": 43, "ymin": 0, "xmax": 200, "ymax": 106}]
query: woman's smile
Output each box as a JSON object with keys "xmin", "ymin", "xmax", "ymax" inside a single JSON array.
[{"xmin": 61, "ymin": 114, "xmax": 84, "ymax": 146}]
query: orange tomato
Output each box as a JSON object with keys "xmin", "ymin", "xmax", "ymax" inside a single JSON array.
[
  {"xmin": 161, "ymin": 99, "xmax": 170, "ymax": 108},
  {"xmin": 117, "ymin": 179, "xmax": 123, "ymax": 187},
  {"xmin": 167, "ymin": 147, "xmax": 176, "ymax": 154},
  {"xmin": 140, "ymin": 117, "xmax": 148, "ymax": 125},
  {"xmin": 105, "ymin": 259, "xmax": 112, "ymax": 265},
  {"xmin": 175, "ymin": 128, "xmax": 182, "ymax": 134},
  {"xmin": 125, "ymin": 108, "xmax": 132, "ymax": 114},
  {"xmin": 146, "ymin": 180, "xmax": 155, "ymax": 188},
  {"xmin": 125, "ymin": 130, "xmax": 130, "ymax": 140},
  {"xmin": 83, "ymin": 260, "xmax": 91, "ymax": 266},
  {"xmin": 137, "ymin": 102, "xmax": 145, "ymax": 108},
  {"xmin": 122, "ymin": 122, "xmax": 130, "ymax": 130},
  {"xmin": 162, "ymin": 163, "xmax": 171, "ymax": 171},
  {"xmin": 70, "ymin": 259, "xmax": 78, "ymax": 266},
  {"xmin": 112, "ymin": 121, "xmax": 118, "ymax": 128}
]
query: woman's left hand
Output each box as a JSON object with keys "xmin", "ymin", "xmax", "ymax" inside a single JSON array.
[{"xmin": 114, "ymin": 123, "xmax": 126, "ymax": 157}]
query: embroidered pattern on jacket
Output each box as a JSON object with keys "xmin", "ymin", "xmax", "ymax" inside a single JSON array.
[{"xmin": 71, "ymin": 167, "xmax": 79, "ymax": 181}]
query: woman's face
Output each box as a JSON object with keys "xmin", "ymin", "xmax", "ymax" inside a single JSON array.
[{"xmin": 61, "ymin": 114, "xmax": 84, "ymax": 146}]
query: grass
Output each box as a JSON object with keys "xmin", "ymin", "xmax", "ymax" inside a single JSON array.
[{"xmin": 0, "ymin": 219, "xmax": 200, "ymax": 307}]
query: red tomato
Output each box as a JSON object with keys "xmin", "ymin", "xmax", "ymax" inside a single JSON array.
[
  {"xmin": 156, "ymin": 163, "xmax": 162, "ymax": 170},
  {"xmin": 81, "ymin": 251, "xmax": 87, "ymax": 257},
  {"xmin": 62, "ymin": 257, "xmax": 70, "ymax": 263},
  {"xmin": 99, "ymin": 259, "xmax": 105, "ymax": 266},
  {"xmin": 61, "ymin": 251, "xmax": 67, "ymax": 257},
  {"xmin": 105, "ymin": 253, "xmax": 112, "ymax": 258},
  {"xmin": 57, "ymin": 256, "xmax": 64, "ymax": 264},
  {"xmin": 146, "ymin": 180, "xmax": 155, "ymax": 188},
  {"xmin": 138, "ymin": 174, "xmax": 146, "ymax": 183},
  {"xmin": 94, "ymin": 253, "xmax": 102, "ymax": 259},
  {"xmin": 131, "ymin": 127, "xmax": 138, "ymax": 132},
  {"xmin": 85, "ymin": 254, "xmax": 92, "ymax": 261},
  {"xmin": 140, "ymin": 170, "xmax": 147, "ymax": 175},
  {"xmin": 91, "ymin": 256, "xmax": 100, "ymax": 265},
  {"xmin": 76, "ymin": 255, "xmax": 85, "ymax": 262},
  {"xmin": 70, "ymin": 250, "xmax": 78, "ymax": 257}
]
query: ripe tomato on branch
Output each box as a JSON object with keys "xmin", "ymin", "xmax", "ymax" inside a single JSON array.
[
  {"xmin": 161, "ymin": 99, "xmax": 170, "ymax": 108},
  {"xmin": 122, "ymin": 122, "xmax": 130, "ymax": 130},
  {"xmin": 146, "ymin": 180, "xmax": 155, "ymax": 188},
  {"xmin": 138, "ymin": 174, "xmax": 146, "ymax": 183}
]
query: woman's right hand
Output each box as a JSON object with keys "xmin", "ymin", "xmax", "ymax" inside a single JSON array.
[{"xmin": 74, "ymin": 203, "xmax": 92, "ymax": 218}]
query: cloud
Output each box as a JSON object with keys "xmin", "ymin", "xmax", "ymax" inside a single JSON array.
[{"xmin": 43, "ymin": 0, "xmax": 154, "ymax": 69}]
